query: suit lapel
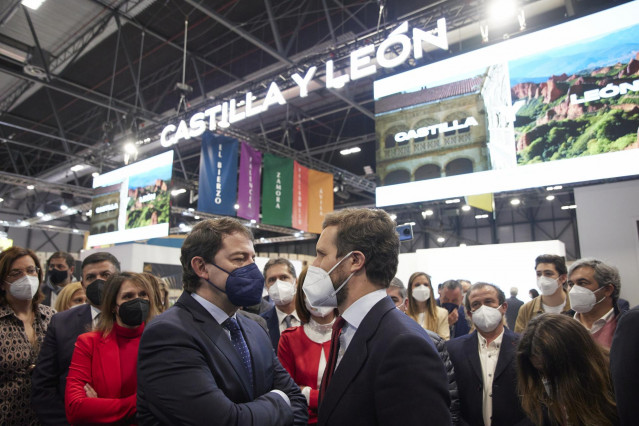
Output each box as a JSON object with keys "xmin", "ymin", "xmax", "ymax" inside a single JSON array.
[
  {"xmin": 97, "ymin": 334, "xmax": 121, "ymax": 397},
  {"xmin": 178, "ymin": 294, "xmax": 253, "ymax": 400},
  {"xmin": 465, "ymin": 332, "xmax": 484, "ymax": 384},
  {"xmin": 320, "ymin": 297, "xmax": 393, "ymax": 420},
  {"xmin": 493, "ymin": 329, "xmax": 515, "ymax": 380}
]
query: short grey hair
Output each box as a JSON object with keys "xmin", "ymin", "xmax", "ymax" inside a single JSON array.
[
  {"xmin": 568, "ymin": 258, "xmax": 620, "ymax": 302},
  {"xmin": 263, "ymin": 258, "xmax": 297, "ymax": 279},
  {"xmin": 389, "ymin": 277, "xmax": 406, "ymax": 299},
  {"xmin": 510, "ymin": 287, "xmax": 518, "ymax": 297}
]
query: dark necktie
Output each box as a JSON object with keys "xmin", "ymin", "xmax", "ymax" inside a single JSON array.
[
  {"xmin": 319, "ymin": 316, "xmax": 346, "ymax": 401},
  {"xmin": 222, "ymin": 317, "xmax": 254, "ymax": 390},
  {"xmin": 284, "ymin": 314, "xmax": 293, "ymax": 328}
]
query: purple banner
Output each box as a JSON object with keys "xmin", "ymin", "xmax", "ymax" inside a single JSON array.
[{"xmin": 237, "ymin": 142, "xmax": 262, "ymax": 221}]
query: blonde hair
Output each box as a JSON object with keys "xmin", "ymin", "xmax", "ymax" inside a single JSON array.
[
  {"xmin": 53, "ymin": 282, "xmax": 84, "ymax": 312},
  {"xmin": 406, "ymin": 272, "xmax": 438, "ymax": 332}
]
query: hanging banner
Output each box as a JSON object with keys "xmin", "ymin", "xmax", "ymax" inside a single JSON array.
[
  {"xmin": 237, "ymin": 142, "xmax": 262, "ymax": 221},
  {"xmin": 292, "ymin": 161, "xmax": 309, "ymax": 231},
  {"xmin": 307, "ymin": 169, "xmax": 334, "ymax": 234},
  {"xmin": 197, "ymin": 132, "xmax": 239, "ymax": 216},
  {"xmin": 262, "ymin": 153, "xmax": 293, "ymax": 227}
]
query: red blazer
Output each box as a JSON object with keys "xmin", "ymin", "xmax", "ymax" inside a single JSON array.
[
  {"xmin": 278, "ymin": 325, "xmax": 331, "ymax": 424},
  {"xmin": 65, "ymin": 324, "xmax": 144, "ymax": 425}
]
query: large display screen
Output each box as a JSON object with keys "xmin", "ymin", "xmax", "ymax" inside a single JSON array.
[
  {"xmin": 375, "ymin": 1, "xmax": 639, "ymax": 207},
  {"xmin": 87, "ymin": 151, "xmax": 174, "ymax": 247}
]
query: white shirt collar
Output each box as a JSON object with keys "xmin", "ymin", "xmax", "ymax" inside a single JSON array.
[
  {"xmin": 191, "ymin": 292, "xmax": 233, "ymax": 324},
  {"xmin": 478, "ymin": 327, "xmax": 505, "ymax": 349},
  {"xmin": 90, "ymin": 304, "xmax": 101, "ymax": 320},
  {"xmin": 341, "ymin": 289, "xmax": 387, "ymax": 329},
  {"xmin": 276, "ymin": 307, "xmax": 299, "ymax": 324}
]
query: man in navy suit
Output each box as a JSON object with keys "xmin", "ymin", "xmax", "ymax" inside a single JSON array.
[
  {"xmin": 309, "ymin": 208, "xmax": 451, "ymax": 425},
  {"xmin": 32, "ymin": 252, "xmax": 120, "ymax": 425},
  {"xmin": 446, "ymin": 282, "xmax": 532, "ymax": 426},
  {"xmin": 137, "ymin": 218, "xmax": 307, "ymax": 425}
]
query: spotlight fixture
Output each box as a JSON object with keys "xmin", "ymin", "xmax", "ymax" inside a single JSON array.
[
  {"xmin": 461, "ymin": 205, "xmax": 471, "ymax": 212},
  {"xmin": 445, "ymin": 198, "xmax": 461, "ymax": 204},
  {"xmin": 234, "ymin": 204, "xmax": 240, "ymax": 210},
  {"xmin": 70, "ymin": 164, "xmax": 86, "ymax": 172},
  {"xmin": 437, "ymin": 236, "xmax": 446, "ymax": 243},
  {"xmin": 422, "ymin": 209, "xmax": 434, "ymax": 218},
  {"xmin": 561, "ymin": 205, "xmax": 577, "ymax": 210},
  {"xmin": 60, "ymin": 204, "xmax": 68, "ymax": 211},
  {"xmin": 171, "ymin": 188, "xmax": 187, "ymax": 196},
  {"xmin": 475, "ymin": 214, "xmax": 489, "ymax": 219},
  {"xmin": 36, "ymin": 211, "xmax": 44, "ymax": 217},
  {"xmin": 26, "ymin": 185, "xmax": 35, "ymax": 190},
  {"xmin": 340, "ymin": 147, "xmax": 361, "ymax": 156},
  {"xmin": 546, "ymin": 195, "xmax": 555, "ymax": 201},
  {"xmin": 510, "ymin": 198, "xmax": 521, "ymax": 206}
]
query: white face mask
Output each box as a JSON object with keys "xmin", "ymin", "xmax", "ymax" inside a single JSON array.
[
  {"xmin": 537, "ymin": 276, "xmax": 559, "ymax": 296},
  {"xmin": 471, "ymin": 304, "xmax": 503, "ymax": 333},
  {"xmin": 7, "ymin": 275, "xmax": 40, "ymax": 300},
  {"xmin": 412, "ymin": 285, "xmax": 431, "ymax": 302},
  {"xmin": 304, "ymin": 298, "xmax": 334, "ymax": 318},
  {"xmin": 303, "ymin": 252, "xmax": 354, "ymax": 308},
  {"xmin": 569, "ymin": 285, "xmax": 606, "ymax": 313},
  {"xmin": 268, "ymin": 279, "xmax": 296, "ymax": 306}
]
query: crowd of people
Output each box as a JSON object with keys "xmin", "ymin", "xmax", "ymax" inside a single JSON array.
[{"xmin": 0, "ymin": 207, "xmax": 637, "ymax": 425}]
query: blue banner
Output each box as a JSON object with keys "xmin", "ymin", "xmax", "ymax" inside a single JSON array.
[{"xmin": 197, "ymin": 132, "xmax": 239, "ymax": 216}]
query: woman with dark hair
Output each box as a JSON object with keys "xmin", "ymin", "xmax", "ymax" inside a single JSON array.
[
  {"xmin": 406, "ymin": 272, "xmax": 449, "ymax": 339},
  {"xmin": 517, "ymin": 313, "xmax": 618, "ymax": 426},
  {"xmin": 529, "ymin": 289, "xmax": 539, "ymax": 299},
  {"xmin": 65, "ymin": 272, "xmax": 160, "ymax": 425},
  {"xmin": 0, "ymin": 246, "xmax": 55, "ymax": 425},
  {"xmin": 278, "ymin": 266, "xmax": 337, "ymax": 424}
]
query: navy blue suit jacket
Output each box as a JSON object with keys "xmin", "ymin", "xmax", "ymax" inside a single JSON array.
[
  {"xmin": 137, "ymin": 291, "xmax": 307, "ymax": 425},
  {"xmin": 446, "ymin": 328, "xmax": 532, "ymax": 426},
  {"xmin": 32, "ymin": 303, "xmax": 93, "ymax": 425},
  {"xmin": 318, "ymin": 296, "xmax": 451, "ymax": 426},
  {"xmin": 261, "ymin": 305, "xmax": 281, "ymax": 351},
  {"xmin": 611, "ymin": 306, "xmax": 639, "ymax": 426}
]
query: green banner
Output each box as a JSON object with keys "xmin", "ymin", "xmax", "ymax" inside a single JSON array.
[{"xmin": 261, "ymin": 153, "xmax": 293, "ymax": 227}]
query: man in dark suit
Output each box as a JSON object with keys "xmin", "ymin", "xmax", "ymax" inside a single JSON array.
[
  {"xmin": 260, "ymin": 258, "xmax": 301, "ymax": 350},
  {"xmin": 438, "ymin": 280, "xmax": 471, "ymax": 338},
  {"xmin": 309, "ymin": 208, "xmax": 451, "ymax": 425},
  {"xmin": 505, "ymin": 287, "xmax": 524, "ymax": 330},
  {"xmin": 41, "ymin": 251, "xmax": 76, "ymax": 307},
  {"xmin": 446, "ymin": 282, "xmax": 532, "ymax": 426},
  {"xmin": 137, "ymin": 218, "xmax": 307, "ymax": 425},
  {"xmin": 611, "ymin": 305, "xmax": 639, "ymax": 426},
  {"xmin": 32, "ymin": 252, "xmax": 121, "ymax": 425}
]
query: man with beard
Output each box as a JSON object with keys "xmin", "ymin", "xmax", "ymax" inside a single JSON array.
[
  {"xmin": 305, "ymin": 208, "xmax": 451, "ymax": 425},
  {"xmin": 42, "ymin": 251, "xmax": 76, "ymax": 307}
]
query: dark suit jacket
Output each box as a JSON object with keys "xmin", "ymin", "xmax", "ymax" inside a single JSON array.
[
  {"xmin": 611, "ymin": 306, "xmax": 639, "ymax": 426},
  {"xmin": 261, "ymin": 305, "xmax": 281, "ymax": 351},
  {"xmin": 446, "ymin": 329, "xmax": 532, "ymax": 426},
  {"xmin": 32, "ymin": 303, "xmax": 93, "ymax": 425},
  {"xmin": 137, "ymin": 291, "xmax": 308, "ymax": 425},
  {"xmin": 505, "ymin": 297, "xmax": 524, "ymax": 330},
  {"xmin": 318, "ymin": 297, "xmax": 451, "ymax": 426}
]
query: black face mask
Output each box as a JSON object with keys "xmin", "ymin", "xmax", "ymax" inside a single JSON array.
[
  {"xmin": 85, "ymin": 279, "xmax": 106, "ymax": 306},
  {"xmin": 49, "ymin": 269, "xmax": 69, "ymax": 286},
  {"xmin": 117, "ymin": 298, "xmax": 150, "ymax": 327}
]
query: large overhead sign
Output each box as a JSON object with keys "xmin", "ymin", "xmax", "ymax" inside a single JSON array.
[
  {"xmin": 87, "ymin": 151, "xmax": 174, "ymax": 247},
  {"xmin": 375, "ymin": 1, "xmax": 639, "ymax": 207},
  {"xmin": 160, "ymin": 19, "xmax": 449, "ymax": 147}
]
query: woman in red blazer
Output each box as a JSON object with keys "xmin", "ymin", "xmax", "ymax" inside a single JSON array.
[
  {"xmin": 278, "ymin": 267, "xmax": 337, "ymax": 424},
  {"xmin": 65, "ymin": 272, "xmax": 160, "ymax": 425}
]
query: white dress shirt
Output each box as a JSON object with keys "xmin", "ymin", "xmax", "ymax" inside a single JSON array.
[
  {"xmin": 275, "ymin": 308, "xmax": 300, "ymax": 333},
  {"xmin": 90, "ymin": 304, "xmax": 101, "ymax": 327},
  {"xmin": 575, "ymin": 307, "xmax": 615, "ymax": 334},
  {"xmin": 335, "ymin": 289, "xmax": 387, "ymax": 369},
  {"xmin": 478, "ymin": 328, "xmax": 505, "ymax": 426}
]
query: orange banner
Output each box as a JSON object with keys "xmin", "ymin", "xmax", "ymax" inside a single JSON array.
[
  {"xmin": 292, "ymin": 161, "xmax": 309, "ymax": 231},
  {"xmin": 307, "ymin": 169, "xmax": 334, "ymax": 234}
]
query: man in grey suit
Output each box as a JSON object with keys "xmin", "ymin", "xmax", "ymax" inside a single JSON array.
[{"xmin": 505, "ymin": 287, "xmax": 524, "ymax": 330}]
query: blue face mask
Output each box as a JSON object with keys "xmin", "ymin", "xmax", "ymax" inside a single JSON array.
[
  {"xmin": 441, "ymin": 302, "xmax": 459, "ymax": 313},
  {"xmin": 207, "ymin": 262, "xmax": 265, "ymax": 307}
]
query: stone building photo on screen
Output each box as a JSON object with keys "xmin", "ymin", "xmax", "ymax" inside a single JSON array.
[
  {"xmin": 510, "ymin": 23, "xmax": 639, "ymax": 166},
  {"xmin": 125, "ymin": 163, "xmax": 172, "ymax": 230}
]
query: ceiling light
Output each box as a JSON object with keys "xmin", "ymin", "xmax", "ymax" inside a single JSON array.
[
  {"xmin": 553, "ymin": 185, "xmax": 563, "ymax": 190},
  {"xmin": 459, "ymin": 243, "xmax": 467, "ymax": 247},
  {"xmin": 561, "ymin": 204, "xmax": 577, "ymax": 210},
  {"xmin": 546, "ymin": 195, "xmax": 555, "ymax": 201},
  {"xmin": 42, "ymin": 214, "xmax": 51, "ymax": 221},
  {"xmin": 124, "ymin": 142, "xmax": 138, "ymax": 155},
  {"xmin": 36, "ymin": 211, "xmax": 44, "ymax": 217},
  {"xmin": 60, "ymin": 204, "xmax": 68, "ymax": 211},
  {"xmin": 26, "ymin": 184, "xmax": 35, "ymax": 190},
  {"xmin": 510, "ymin": 198, "xmax": 521, "ymax": 206},
  {"xmin": 390, "ymin": 214, "xmax": 397, "ymax": 221},
  {"xmin": 21, "ymin": 0, "xmax": 46, "ymax": 10},
  {"xmin": 445, "ymin": 198, "xmax": 461, "ymax": 204},
  {"xmin": 19, "ymin": 220, "xmax": 29, "ymax": 227},
  {"xmin": 475, "ymin": 214, "xmax": 489, "ymax": 219},
  {"xmin": 70, "ymin": 164, "xmax": 86, "ymax": 172},
  {"xmin": 0, "ymin": 198, "xmax": 3, "ymax": 203},
  {"xmin": 546, "ymin": 186, "xmax": 554, "ymax": 191},
  {"xmin": 294, "ymin": 232, "xmax": 302, "ymax": 237},
  {"xmin": 73, "ymin": 229, "xmax": 80, "ymax": 233},
  {"xmin": 194, "ymin": 215, "xmax": 200, "ymax": 220},
  {"xmin": 437, "ymin": 236, "xmax": 446, "ymax": 243},
  {"xmin": 488, "ymin": 0, "xmax": 517, "ymax": 25},
  {"xmin": 250, "ymin": 219, "xmax": 257, "ymax": 224},
  {"xmin": 422, "ymin": 209, "xmax": 434, "ymax": 217},
  {"xmin": 188, "ymin": 207, "xmax": 195, "ymax": 212},
  {"xmin": 67, "ymin": 209, "xmax": 77, "ymax": 215},
  {"xmin": 340, "ymin": 147, "xmax": 361, "ymax": 155},
  {"xmin": 234, "ymin": 204, "xmax": 240, "ymax": 210},
  {"xmin": 171, "ymin": 188, "xmax": 186, "ymax": 196},
  {"xmin": 461, "ymin": 205, "xmax": 471, "ymax": 212}
]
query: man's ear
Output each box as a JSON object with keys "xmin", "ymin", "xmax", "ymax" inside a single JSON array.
[
  {"xmin": 349, "ymin": 251, "xmax": 366, "ymax": 273},
  {"xmin": 191, "ymin": 257, "xmax": 209, "ymax": 279}
]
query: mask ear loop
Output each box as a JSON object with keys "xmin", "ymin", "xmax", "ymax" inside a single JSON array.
[{"xmin": 312, "ymin": 252, "xmax": 354, "ymax": 306}]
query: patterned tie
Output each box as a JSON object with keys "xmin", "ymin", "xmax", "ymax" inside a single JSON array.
[
  {"xmin": 222, "ymin": 317, "xmax": 254, "ymax": 390},
  {"xmin": 284, "ymin": 314, "xmax": 293, "ymax": 328},
  {"xmin": 319, "ymin": 316, "xmax": 346, "ymax": 401}
]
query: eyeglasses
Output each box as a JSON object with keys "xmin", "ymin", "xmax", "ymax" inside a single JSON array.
[{"xmin": 7, "ymin": 267, "xmax": 40, "ymax": 279}]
